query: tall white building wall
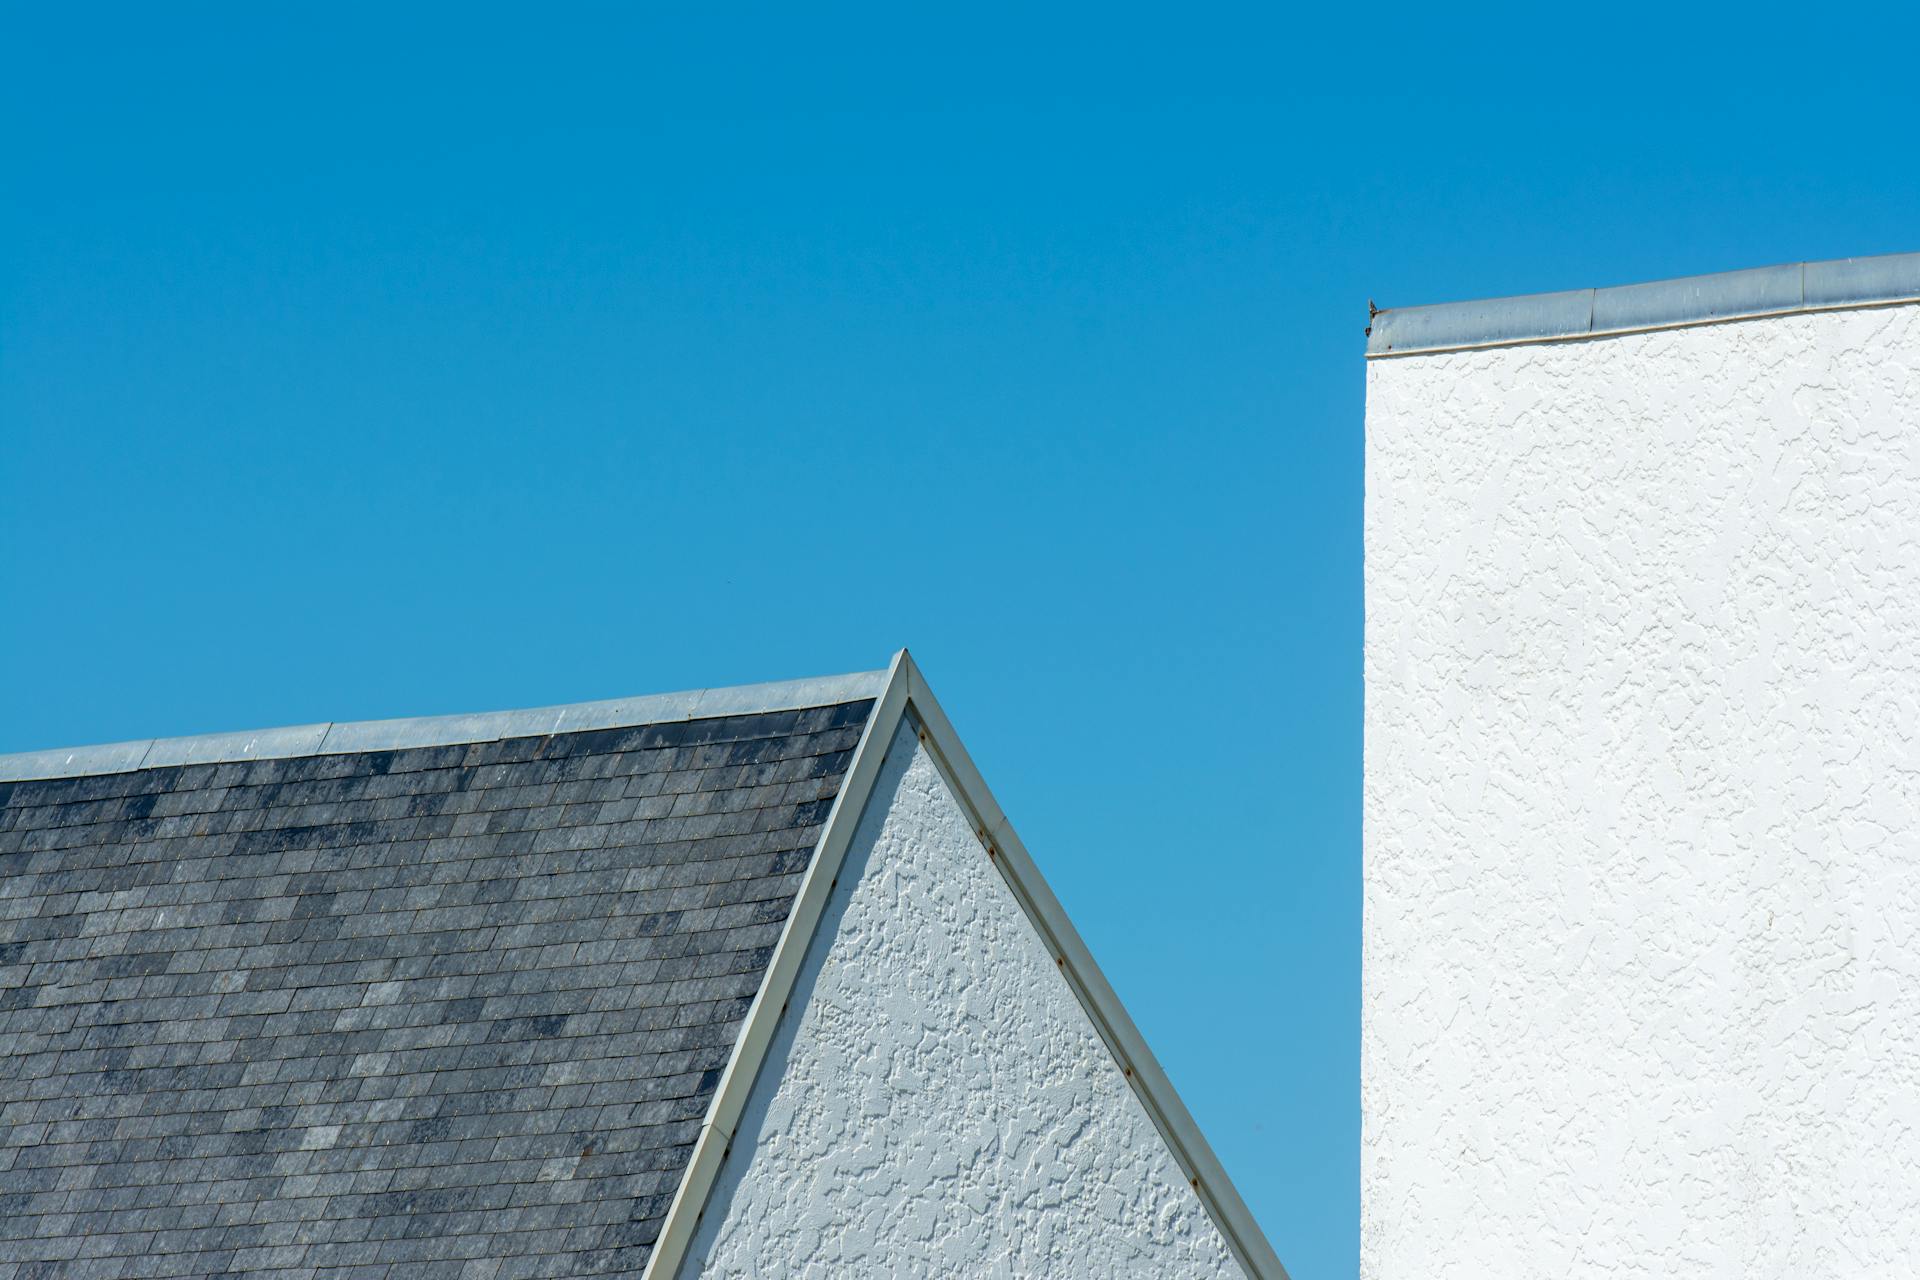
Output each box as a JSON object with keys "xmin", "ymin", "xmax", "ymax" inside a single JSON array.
[
  {"xmin": 679, "ymin": 717, "xmax": 1245, "ymax": 1279},
  {"xmin": 1364, "ymin": 303, "xmax": 1920, "ymax": 1278}
]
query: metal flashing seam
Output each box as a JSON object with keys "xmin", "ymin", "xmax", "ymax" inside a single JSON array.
[
  {"xmin": 1366, "ymin": 250, "xmax": 1920, "ymax": 358},
  {"xmin": 0, "ymin": 668, "xmax": 890, "ymax": 783}
]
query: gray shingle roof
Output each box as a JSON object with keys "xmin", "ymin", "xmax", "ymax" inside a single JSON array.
[{"xmin": 0, "ymin": 696, "xmax": 875, "ymax": 1279}]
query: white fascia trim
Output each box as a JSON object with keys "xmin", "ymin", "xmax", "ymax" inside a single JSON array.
[
  {"xmin": 640, "ymin": 649, "xmax": 913, "ymax": 1280},
  {"xmin": 0, "ymin": 669, "xmax": 890, "ymax": 783},
  {"xmin": 642, "ymin": 650, "xmax": 1289, "ymax": 1280},
  {"xmin": 900, "ymin": 655, "xmax": 1290, "ymax": 1280}
]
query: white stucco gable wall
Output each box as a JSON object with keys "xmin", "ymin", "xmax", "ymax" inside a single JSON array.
[{"xmin": 676, "ymin": 716, "xmax": 1247, "ymax": 1278}]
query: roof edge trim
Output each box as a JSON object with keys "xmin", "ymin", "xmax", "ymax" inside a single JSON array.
[
  {"xmin": 0, "ymin": 668, "xmax": 890, "ymax": 783},
  {"xmin": 900, "ymin": 657, "xmax": 1291, "ymax": 1280},
  {"xmin": 641, "ymin": 648, "xmax": 913, "ymax": 1280},
  {"xmin": 642, "ymin": 650, "xmax": 1290, "ymax": 1280},
  {"xmin": 1366, "ymin": 250, "xmax": 1920, "ymax": 358}
]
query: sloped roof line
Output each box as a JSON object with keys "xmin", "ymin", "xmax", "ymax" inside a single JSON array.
[
  {"xmin": 900, "ymin": 656, "xmax": 1291, "ymax": 1280},
  {"xmin": 0, "ymin": 683, "xmax": 882, "ymax": 1273},
  {"xmin": 639, "ymin": 648, "xmax": 913, "ymax": 1280},
  {"xmin": 643, "ymin": 649, "xmax": 1291, "ymax": 1280},
  {"xmin": 0, "ymin": 668, "xmax": 890, "ymax": 783}
]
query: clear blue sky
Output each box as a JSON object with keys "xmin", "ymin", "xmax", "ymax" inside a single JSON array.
[{"xmin": 4, "ymin": 7, "xmax": 1917, "ymax": 1276}]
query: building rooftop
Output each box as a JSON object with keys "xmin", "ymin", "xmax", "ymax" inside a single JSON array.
[
  {"xmin": 0, "ymin": 658, "xmax": 1288, "ymax": 1280},
  {"xmin": 0, "ymin": 675, "xmax": 880, "ymax": 1278}
]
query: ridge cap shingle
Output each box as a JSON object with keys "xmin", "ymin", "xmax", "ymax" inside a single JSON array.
[{"xmin": 0, "ymin": 668, "xmax": 888, "ymax": 783}]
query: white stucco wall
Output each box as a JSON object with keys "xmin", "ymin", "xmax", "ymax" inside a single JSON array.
[
  {"xmin": 679, "ymin": 718, "xmax": 1245, "ymax": 1279},
  {"xmin": 1363, "ymin": 303, "xmax": 1920, "ymax": 1278}
]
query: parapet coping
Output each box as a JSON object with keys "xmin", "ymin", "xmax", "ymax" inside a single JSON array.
[
  {"xmin": 1366, "ymin": 250, "xmax": 1920, "ymax": 357},
  {"xmin": 0, "ymin": 668, "xmax": 890, "ymax": 783}
]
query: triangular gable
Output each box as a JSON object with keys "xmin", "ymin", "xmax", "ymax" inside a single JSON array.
[{"xmin": 642, "ymin": 651, "xmax": 1286, "ymax": 1279}]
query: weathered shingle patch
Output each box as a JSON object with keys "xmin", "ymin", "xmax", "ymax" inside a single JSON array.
[{"xmin": 0, "ymin": 699, "xmax": 873, "ymax": 1279}]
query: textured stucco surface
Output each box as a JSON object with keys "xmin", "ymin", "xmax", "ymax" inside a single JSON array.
[
  {"xmin": 679, "ymin": 719, "xmax": 1245, "ymax": 1278},
  {"xmin": 1364, "ymin": 304, "xmax": 1920, "ymax": 1278}
]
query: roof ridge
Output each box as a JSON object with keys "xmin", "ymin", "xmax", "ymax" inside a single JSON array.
[{"xmin": 0, "ymin": 667, "xmax": 889, "ymax": 784}]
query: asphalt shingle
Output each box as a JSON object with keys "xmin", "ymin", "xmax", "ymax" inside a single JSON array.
[{"xmin": 0, "ymin": 700, "xmax": 872, "ymax": 1278}]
